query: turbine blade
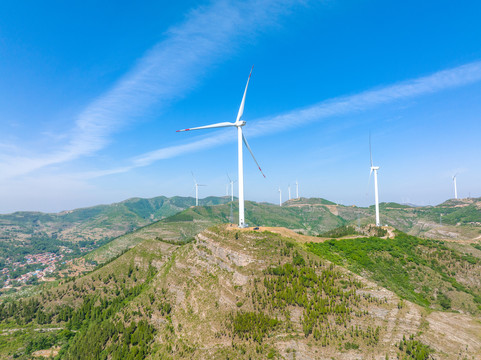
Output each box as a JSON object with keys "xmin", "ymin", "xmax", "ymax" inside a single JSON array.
[
  {"xmin": 367, "ymin": 168, "xmax": 373, "ymax": 194},
  {"xmin": 235, "ymin": 66, "xmax": 254, "ymax": 124},
  {"xmin": 226, "ymin": 172, "xmax": 232, "ymax": 182},
  {"xmin": 242, "ymin": 133, "xmax": 266, "ymax": 178},
  {"xmin": 177, "ymin": 122, "xmax": 236, "ymax": 132},
  {"xmin": 191, "ymin": 171, "xmax": 197, "ymax": 185}
]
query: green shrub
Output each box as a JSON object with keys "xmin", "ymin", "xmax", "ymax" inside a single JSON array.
[
  {"xmin": 319, "ymin": 225, "xmax": 360, "ymax": 238},
  {"xmin": 344, "ymin": 341, "xmax": 359, "ymax": 350}
]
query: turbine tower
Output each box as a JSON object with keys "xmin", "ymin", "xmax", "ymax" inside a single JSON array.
[
  {"xmin": 369, "ymin": 136, "xmax": 381, "ymax": 227},
  {"xmin": 177, "ymin": 67, "xmax": 265, "ymax": 228},
  {"xmin": 191, "ymin": 172, "xmax": 206, "ymax": 207},
  {"xmin": 296, "ymin": 180, "xmax": 299, "ymax": 199},
  {"xmin": 278, "ymin": 187, "xmax": 282, "ymax": 206},
  {"xmin": 453, "ymin": 174, "xmax": 458, "ymax": 199},
  {"xmin": 288, "ymin": 184, "xmax": 291, "ymax": 200}
]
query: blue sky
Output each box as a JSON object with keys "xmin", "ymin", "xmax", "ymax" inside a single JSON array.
[{"xmin": 1, "ymin": 0, "xmax": 481, "ymax": 213}]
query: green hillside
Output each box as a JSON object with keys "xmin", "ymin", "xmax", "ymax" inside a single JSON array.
[
  {"xmin": 0, "ymin": 196, "xmax": 233, "ymax": 292},
  {"xmin": 0, "ymin": 226, "xmax": 479, "ymax": 359},
  {"xmin": 307, "ymin": 232, "xmax": 481, "ymax": 314},
  {"xmin": 0, "ymin": 196, "xmax": 228, "ymax": 254},
  {"xmin": 86, "ymin": 200, "xmax": 347, "ymax": 264},
  {"xmin": 85, "ymin": 197, "xmax": 481, "ymax": 267},
  {"xmin": 2, "ymin": 195, "xmax": 481, "ymax": 295}
]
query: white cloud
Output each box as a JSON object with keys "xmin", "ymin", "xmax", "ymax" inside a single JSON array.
[
  {"xmin": 248, "ymin": 60, "xmax": 481, "ymax": 136},
  {"xmin": 89, "ymin": 60, "xmax": 481, "ymax": 175},
  {"xmin": 0, "ymin": 0, "xmax": 299, "ymax": 180}
]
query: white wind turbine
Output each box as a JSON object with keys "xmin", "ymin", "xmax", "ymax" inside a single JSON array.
[
  {"xmin": 227, "ymin": 173, "xmax": 237, "ymax": 202},
  {"xmin": 278, "ymin": 187, "xmax": 282, "ymax": 206},
  {"xmin": 191, "ymin": 172, "xmax": 206, "ymax": 207},
  {"xmin": 177, "ymin": 67, "xmax": 265, "ymax": 227},
  {"xmin": 453, "ymin": 174, "xmax": 458, "ymax": 199},
  {"xmin": 296, "ymin": 180, "xmax": 299, "ymax": 199},
  {"xmin": 369, "ymin": 136, "xmax": 381, "ymax": 227},
  {"xmin": 288, "ymin": 184, "xmax": 291, "ymax": 200}
]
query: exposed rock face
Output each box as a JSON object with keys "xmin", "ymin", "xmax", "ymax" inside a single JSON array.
[{"xmin": 150, "ymin": 225, "xmax": 481, "ymax": 359}]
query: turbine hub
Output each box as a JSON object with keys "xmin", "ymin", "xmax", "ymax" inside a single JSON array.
[{"xmin": 236, "ymin": 121, "xmax": 246, "ymax": 127}]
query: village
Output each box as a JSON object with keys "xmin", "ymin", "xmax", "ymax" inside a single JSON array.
[{"xmin": 1, "ymin": 251, "xmax": 66, "ymax": 287}]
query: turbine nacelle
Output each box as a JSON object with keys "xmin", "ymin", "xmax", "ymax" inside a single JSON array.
[
  {"xmin": 236, "ymin": 120, "xmax": 246, "ymax": 127},
  {"xmin": 369, "ymin": 134, "xmax": 380, "ymax": 227}
]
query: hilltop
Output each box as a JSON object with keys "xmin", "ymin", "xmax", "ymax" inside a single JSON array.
[
  {"xmin": 1, "ymin": 195, "xmax": 481, "ymax": 293},
  {"xmin": 286, "ymin": 197, "xmax": 481, "ymax": 241},
  {"xmin": 84, "ymin": 196, "xmax": 481, "ymax": 268},
  {"xmin": 85, "ymin": 199, "xmax": 346, "ymax": 264},
  {"xmin": 0, "ymin": 226, "xmax": 480, "ymax": 359}
]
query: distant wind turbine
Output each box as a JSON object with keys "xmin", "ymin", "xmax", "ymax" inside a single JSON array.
[
  {"xmin": 191, "ymin": 172, "xmax": 206, "ymax": 207},
  {"xmin": 227, "ymin": 173, "xmax": 237, "ymax": 202},
  {"xmin": 278, "ymin": 187, "xmax": 282, "ymax": 206},
  {"xmin": 369, "ymin": 135, "xmax": 381, "ymax": 227},
  {"xmin": 296, "ymin": 180, "xmax": 299, "ymax": 199},
  {"xmin": 288, "ymin": 184, "xmax": 291, "ymax": 200},
  {"xmin": 452, "ymin": 174, "xmax": 458, "ymax": 199},
  {"xmin": 177, "ymin": 67, "xmax": 265, "ymax": 227}
]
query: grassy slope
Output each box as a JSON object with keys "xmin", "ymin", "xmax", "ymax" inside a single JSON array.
[{"xmin": 306, "ymin": 232, "xmax": 481, "ymax": 314}]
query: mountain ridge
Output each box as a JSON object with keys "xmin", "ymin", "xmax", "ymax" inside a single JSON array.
[{"xmin": 0, "ymin": 225, "xmax": 480, "ymax": 359}]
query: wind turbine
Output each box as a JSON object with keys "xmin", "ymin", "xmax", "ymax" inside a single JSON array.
[
  {"xmin": 296, "ymin": 180, "xmax": 299, "ymax": 199},
  {"xmin": 452, "ymin": 174, "xmax": 458, "ymax": 199},
  {"xmin": 177, "ymin": 67, "xmax": 265, "ymax": 227},
  {"xmin": 288, "ymin": 184, "xmax": 291, "ymax": 200},
  {"xmin": 369, "ymin": 136, "xmax": 381, "ymax": 227},
  {"xmin": 191, "ymin": 172, "xmax": 206, "ymax": 207},
  {"xmin": 278, "ymin": 187, "xmax": 282, "ymax": 206},
  {"xmin": 227, "ymin": 173, "xmax": 237, "ymax": 202}
]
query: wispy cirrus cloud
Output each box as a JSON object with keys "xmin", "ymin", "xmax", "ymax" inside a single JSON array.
[
  {"xmin": 0, "ymin": 0, "xmax": 300, "ymax": 179},
  {"xmin": 249, "ymin": 60, "xmax": 481, "ymax": 135},
  {"xmin": 83, "ymin": 59, "xmax": 481, "ymax": 178}
]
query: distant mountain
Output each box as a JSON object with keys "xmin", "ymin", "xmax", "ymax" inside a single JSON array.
[
  {"xmin": 0, "ymin": 195, "xmax": 231, "ymax": 240},
  {"xmin": 87, "ymin": 196, "xmax": 481, "ymax": 266},
  {"xmin": 0, "ymin": 196, "xmax": 231, "ymax": 266},
  {"xmin": 2, "ymin": 195, "xmax": 481, "ymax": 286},
  {"xmin": 291, "ymin": 197, "xmax": 481, "ymax": 241}
]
